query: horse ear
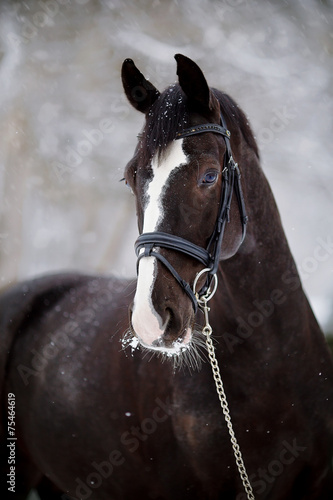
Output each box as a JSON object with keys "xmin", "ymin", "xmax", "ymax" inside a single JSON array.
[
  {"xmin": 175, "ymin": 54, "xmax": 219, "ymax": 116},
  {"xmin": 121, "ymin": 59, "xmax": 160, "ymax": 113}
]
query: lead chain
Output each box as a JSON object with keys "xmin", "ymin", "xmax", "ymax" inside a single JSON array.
[{"xmin": 201, "ymin": 299, "xmax": 255, "ymax": 500}]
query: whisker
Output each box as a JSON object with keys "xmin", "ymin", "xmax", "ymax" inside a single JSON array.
[{"xmin": 120, "ymin": 327, "xmax": 207, "ymax": 373}]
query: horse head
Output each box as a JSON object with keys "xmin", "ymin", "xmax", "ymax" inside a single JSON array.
[{"xmin": 122, "ymin": 54, "xmax": 255, "ymax": 356}]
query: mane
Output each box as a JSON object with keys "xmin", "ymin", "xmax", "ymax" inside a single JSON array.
[
  {"xmin": 138, "ymin": 83, "xmax": 259, "ymax": 165},
  {"xmin": 212, "ymin": 88, "xmax": 259, "ymax": 159}
]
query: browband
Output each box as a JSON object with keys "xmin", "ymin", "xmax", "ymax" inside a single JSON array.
[{"xmin": 176, "ymin": 123, "xmax": 231, "ymax": 140}]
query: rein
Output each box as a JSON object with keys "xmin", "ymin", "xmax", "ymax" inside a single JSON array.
[
  {"xmin": 134, "ymin": 112, "xmax": 254, "ymax": 499},
  {"xmin": 135, "ymin": 112, "xmax": 248, "ymax": 312}
]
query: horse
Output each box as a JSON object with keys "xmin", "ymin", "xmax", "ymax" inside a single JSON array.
[{"xmin": 1, "ymin": 54, "xmax": 332, "ymax": 500}]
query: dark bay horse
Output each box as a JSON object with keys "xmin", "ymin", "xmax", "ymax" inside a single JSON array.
[{"xmin": 1, "ymin": 54, "xmax": 333, "ymax": 499}]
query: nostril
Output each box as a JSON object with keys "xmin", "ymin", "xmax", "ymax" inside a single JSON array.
[
  {"xmin": 164, "ymin": 307, "xmax": 176, "ymax": 329},
  {"xmin": 165, "ymin": 307, "xmax": 172, "ymax": 319},
  {"xmin": 158, "ymin": 307, "xmax": 171, "ymax": 331},
  {"xmin": 163, "ymin": 307, "xmax": 185, "ymax": 343}
]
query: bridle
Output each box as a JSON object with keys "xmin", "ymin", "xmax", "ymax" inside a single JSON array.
[
  {"xmin": 134, "ymin": 111, "xmax": 248, "ymax": 313},
  {"xmin": 133, "ymin": 111, "xmax": 254, "ymax": 499}
]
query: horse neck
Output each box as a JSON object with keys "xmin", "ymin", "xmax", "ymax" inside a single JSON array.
[{"xmin": 212, "ymin": 156, "xmax": 315, "ymax": 349}]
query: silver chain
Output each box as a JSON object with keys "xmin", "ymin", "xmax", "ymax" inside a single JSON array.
[{"xmin": 194, "ymin": 270, "xmax": 255, "ymax": 500}]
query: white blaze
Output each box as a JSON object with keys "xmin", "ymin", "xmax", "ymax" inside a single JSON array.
[
  {"xmin": 131, "ymin": 139, "xmax": 188, "ymax": 348},
  {"xmin": 142, "ymin": 139, "xmax": 187, "ymax": 233}
]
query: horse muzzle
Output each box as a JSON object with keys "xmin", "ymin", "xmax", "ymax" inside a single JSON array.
[{"xmin": 130, "ymin": 255, "xmax": 195, "ymax": 353}]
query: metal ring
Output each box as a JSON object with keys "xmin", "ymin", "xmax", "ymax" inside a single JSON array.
[{"xmin": 193, "ymin": 268, "xmax": 218, "ymax": 303}]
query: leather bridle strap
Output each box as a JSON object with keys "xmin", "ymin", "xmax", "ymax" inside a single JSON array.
[
  {"xmin": 175, "ymin": 122, "xmax": 231, "ymax": 140},
  {"xmin": 135, "ymin": 233, "xmax": 210, "ymax": 267},
  {"xmin": 135, "ymin": 232, "xmax": 213, "ymax": 313},
  {"xmin": 134, "ymin": 112, "xmax": 248, "ymax": 312},
  {"xmin": 234, "ymin": 164, "xmax": 248, "ymax": 240},
  {"xmin": 135, "ymin": 244, "xmax": 199, "ymax": 313}
]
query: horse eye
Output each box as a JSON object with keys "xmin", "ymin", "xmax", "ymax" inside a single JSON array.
[{"xmin": 201, "ymin": 171, "xmax": 218, "ymax": 185}]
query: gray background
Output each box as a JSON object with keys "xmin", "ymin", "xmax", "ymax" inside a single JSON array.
[{"xmin": 0, "ymin": 0, "xmax": 332, "ymax": 335}]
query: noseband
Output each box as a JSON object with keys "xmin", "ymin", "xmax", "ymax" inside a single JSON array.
[{"xmin": 134, "ymin": 112, "xmax": 248, "ymax": 313}]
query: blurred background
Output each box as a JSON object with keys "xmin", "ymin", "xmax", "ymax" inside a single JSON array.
[{"xmin": 0, "ymin": 0, "xmax": 332, "ymax": 336}]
